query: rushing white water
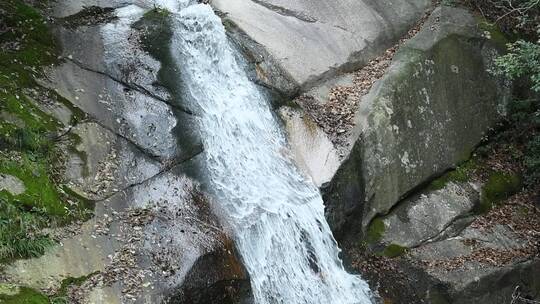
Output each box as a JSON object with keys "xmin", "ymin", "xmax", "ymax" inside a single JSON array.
[{"xmin": 167, "ymin": 3, "xmax": 373, "ymax": 303}]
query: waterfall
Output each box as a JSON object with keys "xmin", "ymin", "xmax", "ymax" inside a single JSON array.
[{"xmin": 165, "ymin": 3, "xmax": 373, "ymax": 303}]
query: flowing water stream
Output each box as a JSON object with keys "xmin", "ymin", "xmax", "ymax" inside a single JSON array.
[{"xmin": 161, "ymin": 2, "xmax": 373, "ymax": 303}]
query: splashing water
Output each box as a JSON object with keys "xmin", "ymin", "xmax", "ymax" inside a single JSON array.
[{"xmin": 167, "ymin": 3, "xmax": 373, "ymax": 303}]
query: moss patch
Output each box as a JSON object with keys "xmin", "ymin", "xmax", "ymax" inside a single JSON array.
[
  {"xmin": 382, "ymin": 244, "xmax": 408, "ymax": 258},
  {"xmin": 0, "ymin": 285, "xmax": 49, "ymax": 304},
  {"xmin": 428, "ymin": 160, "xmax": 477, "ymax": 191},
  {"xmin": 367, "ymin": 217, "xmax": 386, "ymax": 244},
  {"xmin": 144, "ymin": 7, "xmax": 170, "ymax": 19},
  {"xmin": 479, "ymin": 171, "xmax": 522, "ymax": 213},
  {"xmin": 0, "ymin": 0, "xmax": 92, "ymax": 262},
  {"xmin": 477, "ymin": 18, "xmax": 510, "ymax": 48}
]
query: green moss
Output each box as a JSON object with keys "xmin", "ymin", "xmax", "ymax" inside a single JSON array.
[
  {"xmin": 0, "ymin": 285, "xmax": 49, "ymax": 304},
  {"xmin": 479, "ymin": 172, "xmax": 522, "ymax": 213},
  {"xmin": 428, "ymin": 160, "xmax": 477, "ymax": 191},
  {"xmin": 0, "ymin": 284, "xmax": 20, "ymax": 296},
  {"xmin": 144, "ymin": 7, "xmax": 170, "ymax": 18},
  {"xmin": 0, "ymin": 275, "xmax": 95, "ymax": 304},
  {"xmin": 0, "ymin": 0, "xmax": 92, "ymax": 262},
  {"xmin": 0, "ymin": 155, "xmax": 65, "ymax": 215},
  {"xmin": 382, "ymin": 244, "xmax": 408, "ymax": 258},
  {"xmin": 366, "ymin": 217, "xmax": 386, "ymax": 244},
  {"xmin": 477, "ymin": 19, "xmax": 510, "ymax": 48},
  {"xmin": 0, "ymin": 1, "xmax": 57, "ymax": 84}
]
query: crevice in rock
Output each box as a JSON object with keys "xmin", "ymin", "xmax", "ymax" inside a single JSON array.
[
  {"xmin": 65, "ymin": 58, "xmax": 196, "ymax": 116},
  {"xmin": 86, "ymin": 117, "xmax": 165, "ymax": 161},
  {"xmin": 93, "ymin": 147, "xmax": 204, "ymax": 204},
  {"xmin": 409, "ymin": 215, "xmax": 476, "ymax": 249},
  {"xmin": 51, "ymin": 120, "xmax": 81, "ymax": 141},
  {"xmin": 250, "ymin": 0, "xmax": 317, "ymax": 23}
]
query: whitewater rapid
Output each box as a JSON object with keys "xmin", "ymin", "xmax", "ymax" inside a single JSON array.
[{"xmin": 162, "ymin": 2, "xmax": 373, "ymax": 303}]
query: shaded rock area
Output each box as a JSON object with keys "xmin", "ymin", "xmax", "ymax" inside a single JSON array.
[
  {"xmin": 0, "ymin": 1, "xmax": 252, "ymax": 303},
  {"xmin": 321, "ymin": 6, "xmax": 512, "ymax": 237},
  {"xmin": 166, "ymin": 239, "xmax": 253, "ymax": 304},
  {"xmin": 349, "ymin": 181, "xmax": 539, "ymax": 304},
  {"xmin": 271, "ymin": 3, "xmax": 538, "ymax": 303},
  {"xmin": 211, "ymin": 0, "xmax": 431, "ymax": 95}
]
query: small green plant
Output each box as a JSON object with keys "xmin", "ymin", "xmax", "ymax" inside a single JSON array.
[
  {"xmin": 366, "ymin": 218, "xmax": 386, "ymax": 244},
  {"xmin": 0, "ymin": 200, "xmax": 55, "ymax": 260},
  {"xmin": 493, "ymin": 40, "xmax": 540, "ymax": 92}
]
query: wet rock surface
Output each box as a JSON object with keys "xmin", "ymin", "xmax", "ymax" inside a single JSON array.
[
  {"xmin": 278, "ymin": 106, "xmax": 341, "ymax": 187},
  {"xmin": 62, "ymin": 121, "xmax": 163, "ymax": 201},
  {"xmin": 0, "ymin": 2, "xmax": 251, "ymax": 303}
]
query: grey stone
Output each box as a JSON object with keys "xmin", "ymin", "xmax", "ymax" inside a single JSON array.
[
  {"xmin": 380, "ymin": 182, "xmax": 479, "ymax": 248},
  {"xmin": 278, "ymin": 106, "xmax": 341, "ymax": 187},
  {"xmin": 54, "ymin": 7, "xmax": 171, "ymax": 101},
  {"xmin": 212, "ymin": 0, "xmax": 431, "ymax": 94},
  {"xmin": 4, "ymin": 162, "xmax": 251, "ymax": 303},
  {"xmin": 63, "ymin": 121, "xmax": 163, "ymax": 201},
  {"xmin": 323, "ymin": 7, "xmax": 511, "ymax": 237},
  {"xmin": 0, "ymin": 174, "xmax": 26, "ymax": 196},
  {"xmin": 408, "ymin": 224, "xmax": 539, "ymax": 303}
]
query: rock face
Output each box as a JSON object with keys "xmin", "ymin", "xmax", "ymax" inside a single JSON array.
[
  {"xmin": 353, "ymin": 173, "xmax": 539, "ymax": 303},
  {"xmin": 407, "ymin": 225, "xmax": 539, "ymax": 303},
  {"xmin": 0, "ymin": 2, "xmax": 252, "ymax": 303},
  {"xmin": 278, "ymin": 107, "xmax": 341, "ymax": 187},
  {"xmin": 323, "ymin": 6, "xmax": 511, "ymax": 237},
  {"xmin": 212, "ymin": 0, "xmax": 431, "ymax": 95},
  {"xmin": 379, "ymin": 182, "xmax": 480, "ymax": 249}
]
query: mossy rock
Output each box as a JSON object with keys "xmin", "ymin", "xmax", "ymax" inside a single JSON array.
[
  {"xmin": 479, "ymin": 172, "xmax": 522, "ymax": 213},
  {"xmin": 0, "ymin": 0, "xmax": 92, "ymax": 263},
  {"xmin": 476, "ymin": 18, "xmax": 510, "ymax": 48},
  {"xmin": 382, "ymin": 244, "xmax": 408, "ymax": 258},
  {"xmin": 367, "ymin": 218, "xmax": 386, "ymax": 244},
  {"xmin": 0, "ymin": 285, "xmax": 48, "ymax": 304},
  {"xmin": 428, "ymin": 160, "xmax": 477, "ymax": 191}
]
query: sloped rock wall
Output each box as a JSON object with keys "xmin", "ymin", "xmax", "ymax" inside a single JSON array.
[
  {"xmin": 211, "ymin": 0, "xmax": 430, "ymax": 95},
  {"xmin": 323, "ymin": 7, "xmax": 511, "ymax": 237}
]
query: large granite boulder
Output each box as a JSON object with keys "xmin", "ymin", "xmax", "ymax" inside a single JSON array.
[
  {"xmin": 352, "ymin": 174, "xmax": 539, "ymax": 304},
  {"xmin": 212, "ymin": 0, "xmax": 431, "ymax": 95},
  {"xmin": 377, "ymin": 182, "xmax": 480, "ymax": 249},
  {"xmin": 322, "ymin": 6, "xmax": 512, "ymax": 237}
]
